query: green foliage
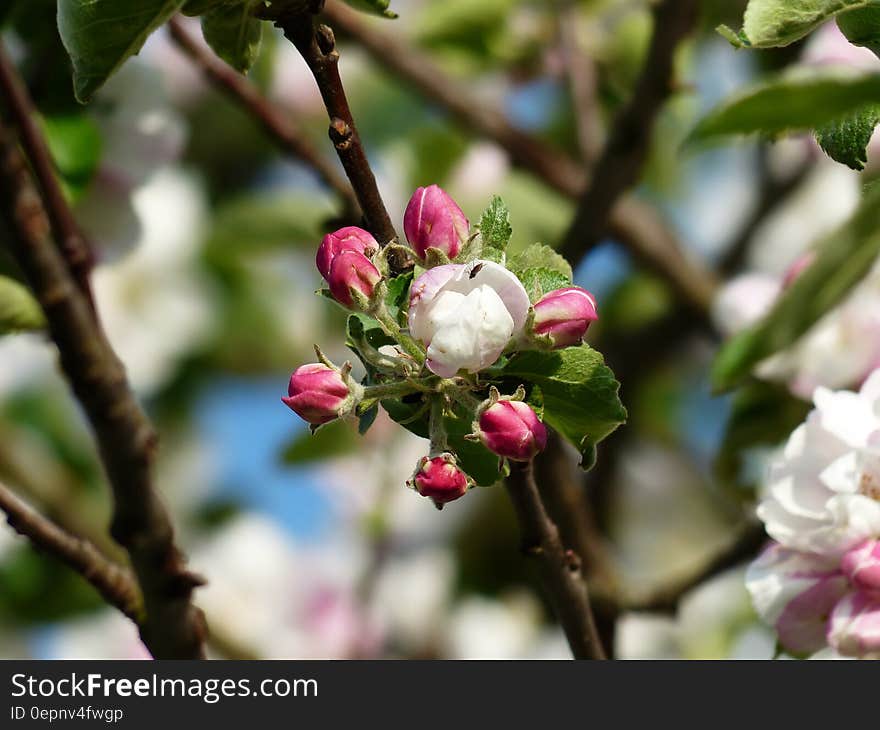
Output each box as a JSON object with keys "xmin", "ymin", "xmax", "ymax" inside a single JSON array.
[
  {"xmin": 688, "ymin": 69, "xmax": 880, "ymax": 144},
  {"xmin": 0, "ymin": 276, "xmax": 46, "ymax": 334},
  {"xmin": 343, "ymin": 0, "xmax": 398, "ymax": 19},
  {"xmin": 57, "ymin": 0, "xmax": 186, "ymax": 102},
  {"xmin": 516, "ymin": 269, "xmax": 571, "ymax": 304},
  {"xmin": 508, "ymin": 243, "xmax": 573, "ymax": 302},
  {"xmin": 477, "ymin": 196, "xmax": 512, "ymax": 264},
  {"xmin": 501, "ymin": 345, "xmax": 627, "ymax": 470},
  {"xmin": 182, "ymin": 0, "xmax": 231, "ymax": 15},
  {"xmin": 41, "ymin": 113, "xmax": 102, "ymax": 199},
  {"xmin": 720, "ymin": 0, "xmax": 880, "ymax": 49},
  {"xmin": 838, "ymin": 6, "xmax": 880, "ymax": 56},
  {"xmin": 201, "ymin": 2, "xmax": 263, "ymax": 74},
  {"xmin": 713, "ymin": 182, "xmax": 880, "ymax": 390},
  {"xmin": 815, "ymin": 104, "xmax": 880, "ymax": 170}
]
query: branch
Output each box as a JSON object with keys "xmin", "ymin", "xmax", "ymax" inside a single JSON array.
[
  {"xmin": 505, "ymin": 460, "xmax": 606, "ymax": 659},
  {"xmin": 558, "ymin": 0, "xmax": 700, "ymax": 263},
  {"xmin": 271, "ymin": 4, "xmax": 398, "ymax": 250},
  {"xmin": 0, "ymin": 121, "xmax": 207, "ymax": 659},
  {"xmin": 166, "ymin": 17, "xmax": 361, "ymax": 218},
  {"xmin": 0, "ymin": 42, "xmax": 95, "ymax": 308},
  {"xmin": 0, "ymin": 480, "xmax": 142, "ymax": 622},
  {"xmin": 320, "ymin": 0, "xmax": 716, "ymax": 315}
]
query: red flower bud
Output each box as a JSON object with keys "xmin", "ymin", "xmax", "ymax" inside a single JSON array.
[
  {"xmin": 412, "ymin": 455, "xmax": 469, "ymax": 508},
  {"xmin": 532, "ymin": 286, "xmax": 598, "ymax": 348},
  {"xmin": 478, "ymin": 400, "xmax": 547, "ymax": 461},
  {"xmin": 403, "ymin": 184, "xmax": 469, "ymax": 260},
  {"xmin": 282, "ymin": 363, "xmax": 351, "ymax": 425},
  {"xmin": 327, "ymin": 250, "xmax": 382, "ymax": 309},
  {"xmin": 316, "ymin": 226, "xmax": 379, "ymax": 280}
]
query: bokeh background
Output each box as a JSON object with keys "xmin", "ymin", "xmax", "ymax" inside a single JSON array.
[{"xmin": 1, "ymin": 0, "xmax": 876, "ymax": 659}]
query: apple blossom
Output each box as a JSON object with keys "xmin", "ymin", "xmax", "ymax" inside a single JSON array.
[
  {"xmin": 841, "ymin": 539, "xmax": 880, "ymax": 595},
  {"xmin": 410, "ymin": 455, "xmax": 469, "ymax": 507},
  {"xmin": 532, "ymin": 286, "xmax": 598, "ymax": 348},
  {"xmin": 283, "ymin": 363, "xmax": 355, "ymax": 425},
  {"xmin": 404, "ymin": 185, "xmax": 469, "ymax": 260},
  {"xmin": 478, "ymin": 400, "xmax": 547, "ymax": 461},
  {"xmin": 325, "ymin": 250, "xmax": 382, "ymax": 309},
  {"xmin": 316, "ymin": 227, "xmax": 379, "ymax": 280},
  {"xmin": 408, "ymin": 260, "xmax": 530, "ymax": 377}
]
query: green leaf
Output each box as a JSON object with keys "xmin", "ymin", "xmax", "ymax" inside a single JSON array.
[
  {"xmin": 516, "ymin": 268, "xmax": 571, "ymax": 304},
  {"xmin": 508, "ymin": 243, "xmax": 572, "ymax": 281},
  {"xmin": 384, "ymin": 272, "xmax": 413, "ymax": 319},
  {"xmin": 57, "ymin": 0, "xmax": 186, "ymax": 102},
  {"xmin": 382, "ymin": 397, "xmax": 503, "ymax": 487},
  {"xmin": 342, "ymin": 0, "xmax": 398, "ymax": 19},
  {"xmin": 182, "ymin": 0, "xmax": 230, "ymax": 15},
  {"xmin": 713, "ymin": 181, "xmax": 880, "ymax": 390},
  {"xmin": 0, "ymin": 276, "xmax": 46, "ymax": 334},
  {"xmin": 689, "ymin": 69, "xmax": 880, "ymax": 144},
  {"xmin": 815, "ymin": 104, "xmax": 880, "ymax": 170},
  {"xmin": 281, "ymin": 420, "xmax": 361, "ymax": 465},
  {"xmin": 477, "ymin": 195, "xmax": 513, "ymax": 264},
  {"xmin": 728, "ymin": 0, "xmax": 880, "ymax": 48},
  {"xmin": 41, "ymin": 113, "xmax": 102, "ymax": 199},
  {"xmin": 838, "ymin": 7, "xmax": 880, "ymax": 58},
  {"xmin": 200, "ymin": 1, "xmax": 263, "ymax": 74},
  {"xmin": 501, "ymin": 345, "xmax": 626, "ymax": 469}
]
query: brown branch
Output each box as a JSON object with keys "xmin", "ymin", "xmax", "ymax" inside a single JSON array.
[
  {"xmin": 270, "ymin": 3, "xmax": 397, "ymax": 249},
  {"xmin": 0, "ymin": 42, "xmax": 95, "ymax": 308},
  {"xmin": 0, "ymin": 480, "xmax": 143, "ymax": 622},
  {"xmin": 0, "ymin": 121, "xmax": 207, "ymax": 659},
  {"xmin": 505, "ymin": 460, "xmax": 606, "ymax": 659},
  {"xmin": 559, "ymin": 0, "xmax": 700, "ymax": 263},
  {"xmin": 320, "ymin": 0, "xmax": 716, "ymax": 315},
  {"xmin": 166, "ymin": 16, "xmax": 361, "ymax": 219}
]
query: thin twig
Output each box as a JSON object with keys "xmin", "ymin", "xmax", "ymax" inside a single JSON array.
[
  {"xmin": 166, "ymin": 16, "xmax": 361, "ymax": 218},
  {"xmin": 505, "ymin": 460, "xmax": 606, "ymax": 659},
  {"xmin": 320, "ymin": 0, "xmax": 716, "ymax": 314},
  {"xmin": 559, "ymin": 0, "xmax": 700, "ymax": 263},
  {"xmin": 0, "ymin": 42, "xmax": 95, "ymax": 308},
  {"xmin": 0, "ymin": 122, "xmax": 207, "ymax": 659},
  {"xmin": 0, "ymin": 480, "xmax": 143, "ymax": 622},
  {"xmin": 272, "ymin": 5, "xmax": 398, "ymax": 250}
]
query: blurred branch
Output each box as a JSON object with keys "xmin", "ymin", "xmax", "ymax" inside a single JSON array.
[
  {"xmin": 0, "ymin": 122, "xmax": 207, "ymax": 659},
  {"xmin": 0, "ymin": 42, "xmax": 95, "ymax": 309},
  {"xmin": 166, "ymin": 17, "xmax": 361, "ymax": 219},
  {"xmin": 718, "ymin": 153, "xmax": 812, "ymax": 276},
  {"xmin": 320, "ymin": 0, "xmax": 715, "ymax": 315},
  {"xmin": 558, "ymin": 0, "xmax": 699, "ymax": 262},
  {"xmin": 505, "ymin": 460, "xmax": 606, "ymax": 659},
  {"xmin": 268, "ymin": 2, "xmax": 399, "ymax": 255},
  {"xmin": 556, "ymin": 2, "xmax": 603, "ymax": 163},
  {"xmin": 0, "ymin": 480, "xmax": 142, "ymax": 622},
  {"xmin": 624, "ymin": 521, "xmax": 767, "ymax": 613}
]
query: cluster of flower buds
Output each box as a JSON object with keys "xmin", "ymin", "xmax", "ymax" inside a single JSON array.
[{"xmin": 284, "ymin": 184, "xmax": 598, "ymax": 509}]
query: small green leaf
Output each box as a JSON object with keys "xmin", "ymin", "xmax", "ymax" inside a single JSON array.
[
  {"xmin": 57, "ymin": 0, "xmax": 186, "ymax": 102},
  {"xmin": 201, "ymin": 1, "xmax": 263, "ymax": 74},
  {"xmin": 182, "ymin": 0, "xmax": 230, "ymax": 15},
  {"xmin": 477, "ymin": 195, "xmax": 512, "ymax": 264},
  {"xmin": 0, "ymin": 276, "xmax": 46, "ymax": 334},
  {"xmin": 342, "ymin": 0, "xmax": 398, "ymax": 19},
  {"xmin": 508, "ymin": 243, "xmax": 572, "ymax": 282},
  {"xmin": 713, "ymin": 181, "xmax": 880, "ymax": 390},
  {"xmin": 516, "ymin": 267, "xmax": 571, "ymax": 304},
  {"xmin": 384, "ymin": 272, "xmax": 413, "ymax": 318},
  {"xmin": 501, "ymin": 345, "xmax": 626, "ymax": 469},
  {"xmin": 41, "ymin": 113, "xmax": 102, "ymax": 199},
  {"xmin": 815, "ymin": 104, "xmax": 880, "ymax": 170},
  {"xmin": 689, "ymin": 69, "xmax": 880, "ymax": 145},
  {"xmin": 838, "ymin": 7, "xmax": 880, "ymax": 57},
  {"xmin": 736, "ymin": 0, "xmax": 880, "ymax": 48}
]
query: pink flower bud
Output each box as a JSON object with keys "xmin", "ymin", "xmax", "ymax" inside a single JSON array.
[
  {"xmin": 403, "ymin": 184, "xmax": 469, "ymax": 260},
  {"xmin": 327, "ymin": 250, "xmax": 382, "ymax": 309},
  {"xmin": 842, "ymin": 539, "xmax": 880, "ymax": 596},
  {"xmin": 478, "ymin": 400, "xmax": 547, "ymax": 461},
  {"xmin": 412, "ymin": 455, "xmax": 469, "ymax": 507},
  {"xmin": 828, "ymin": 591, "xmax": 880, "ymax": 658},
  {"xmin": 532, "ymin": 286, "xmax": 598, "ymax": 348},
  {"xmin": 316, "ymin": 226, "xmax": 379, "ymax": 280},
  {"xmin": 282, "ymin": 364, "xmax": 351, "ymax": 425}
]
